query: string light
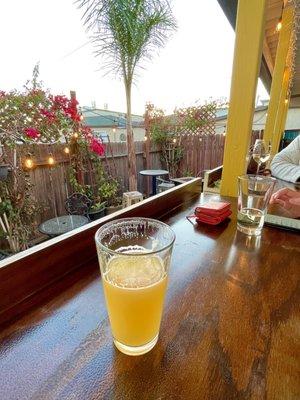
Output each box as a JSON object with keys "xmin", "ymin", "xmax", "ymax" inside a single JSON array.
[
  {"xmin": 276, "ymin": 19, "xmax": 282, "ymax": 32},
  {"xmin": 48, "ymin": 154, "xmax": 55, "ymax": 166},
  {"xmin": 173, "ymin": 138, "xmax": 177, "ymax": 143},
  {"xmin": 284, "ymin": 0, "xmax": 300, "ymax": 102},
  {"xmin": 285, "ymin": 99, "xmax": 289, "ymax": 105},
  {"xmin": 80, "ymin": 115, "xmax": 84, "ymax": 121},
  {"xmin": 24, "ymin": 154, "xmax": 34, "ymax": 169},
  {"xmin": 144, "ymin": 136, "xmax": 147, "ymax": 141},
  {"xmin": 112, "ymin": 127, "xmax": 116, "ymax": 133},
  {"xmin": 64, "ymin": 147, "xmax": 70, "ymax": 154},
  {"xmin": 73, "ymin": 132, "xmax": 79, "ymax": 139}
]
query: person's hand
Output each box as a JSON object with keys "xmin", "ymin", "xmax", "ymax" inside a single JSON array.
[{"xmin": 270, "ymin": 188, "xmax": 300, "ymax": 218}]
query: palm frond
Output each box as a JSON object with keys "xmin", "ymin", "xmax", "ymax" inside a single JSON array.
[{"xmin": 76, "ymin": 0, "xmax": 177, "ymax": 82}]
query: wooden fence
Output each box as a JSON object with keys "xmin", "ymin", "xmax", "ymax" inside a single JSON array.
[
  {"xmin": 2, "ymin": 141, "xmax": 162, "ymax": 226},
  {"xmin": 2, "ymin": 135, "xmax": 221, "ymax": 231},
  {"xmin": 1, "ymin": 131, "xmax": 260, "ymax": 243},
  {"xmin": 153, "ymin": 131, "xmax": 261, "ymax": 178},
  {"xmin": 178, "ymin": 134, "xmax": 225, "ymax": 176}
]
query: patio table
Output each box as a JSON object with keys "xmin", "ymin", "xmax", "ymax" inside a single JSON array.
[
  {"xmin": 38, "ymin": 215, "xmax": 89, "ymax": 237},
  {"xmin": 139, "ymin": 169, "xmax": 169, "ymax": 195},
  {"xmin": 0, "ymin": 180, "xmax": 299, "ymax": 399}
]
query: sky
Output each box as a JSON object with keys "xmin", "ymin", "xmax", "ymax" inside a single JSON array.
[{"xmin": 0, "ymin": 0, "xmax": 268, "ymax": 115}]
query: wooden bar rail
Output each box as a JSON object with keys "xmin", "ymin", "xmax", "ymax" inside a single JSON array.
[
  {"xmin": 0, "ymin": 180, "xmax": 299, "ymax": 400},
  {"xmin": 0, "ymin": 178, "xmax": 202, "ymax": 326}
]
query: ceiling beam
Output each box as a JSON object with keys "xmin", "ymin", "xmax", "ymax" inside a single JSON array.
[{"xmin": 217, "ymin": 0, "xmax": 273, "ymax": 92}]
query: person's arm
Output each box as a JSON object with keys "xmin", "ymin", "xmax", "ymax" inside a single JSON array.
[{"xmin": 270, "ymin": 136, "xmax": 300, "ymax": 183}]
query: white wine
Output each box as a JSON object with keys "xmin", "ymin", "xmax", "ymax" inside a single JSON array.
[
  {"xmin": 260, "ymin": 154, "xmax": 270, "ymax": 163},
  {"xmin": 252, "ymin": 153, "xmax": 261, "ymax": 163},
  {"xmin": 252, "ymin": 153, "xmax": 270, "ymax": 164}
]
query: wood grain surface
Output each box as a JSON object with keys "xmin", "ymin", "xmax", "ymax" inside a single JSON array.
[{"xmin": 0, "ymin": 192, "xmax": 299, "ymax": 400}]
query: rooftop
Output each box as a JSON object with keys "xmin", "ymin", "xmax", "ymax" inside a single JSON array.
[{"xmin": 81, "ymin": 107, "xmax": 144, "ymax": 128}]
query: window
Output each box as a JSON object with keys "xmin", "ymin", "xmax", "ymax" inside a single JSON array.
[
  {"xmin": 119, "ymin": 133, "xmax": 126, "ymax": 142},
  {"xmin": 94, "ymin": 131, "xmax": 109, "ymax": 143}
]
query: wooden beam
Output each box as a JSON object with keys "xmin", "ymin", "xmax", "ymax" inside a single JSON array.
[
  {"xmin": 263, "ymin": 6, "xmax": 294, "ymax": 146},
  {"xmin": 220, "ymin": 0, "xmax": 267, "ymax": 197}
]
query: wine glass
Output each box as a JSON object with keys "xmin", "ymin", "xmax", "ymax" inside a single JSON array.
[{"xmin": 252, "ymin": 139, "xmax": 271, "ymax": 175}]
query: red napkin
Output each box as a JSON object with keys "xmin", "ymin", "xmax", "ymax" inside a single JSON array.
[
  {"xmin": 195, "ymin": 201, "xmax": 231, "ymax": 217},
  {"xmin": 187, "ymin": 201, "xmax": 232, "ymax": 226},
  {"xmin": 196, "ymin": 209, "xmax": 232, "ymax": 225}
]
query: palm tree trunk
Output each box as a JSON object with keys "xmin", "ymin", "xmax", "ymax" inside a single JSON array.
[{"xmin": 125, "ymin": 80, "xmax": 137, "ymax": 191}]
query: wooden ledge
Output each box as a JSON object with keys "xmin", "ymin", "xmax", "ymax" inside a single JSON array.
[{"xmin": 0, "ymin": 178, "xmax": 201, "ymax": 326}]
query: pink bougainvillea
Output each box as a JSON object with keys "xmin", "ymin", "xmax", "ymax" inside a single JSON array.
[
  {"xmin": 24, "ymin": 127, "xmax": 40, "ymax": 139},
  {"xmin": 0, "ymin": 86, "xmax": 106, "ymax": 159},
  {"xmin": 89, "ymin": 137, "xmax": 105, "ymax": 156}
]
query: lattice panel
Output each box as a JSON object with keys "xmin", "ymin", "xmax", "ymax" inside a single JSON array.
[{"xmin": 146, "ymin": 103, "xmax": 217, "ymax": 138}]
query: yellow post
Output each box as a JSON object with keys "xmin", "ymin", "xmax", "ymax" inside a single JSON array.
[
  {"xmin": 220, "ymin": 0, "xmax": 267, "ymax": 197},
  {"xmin": 279, "ymin": 99, "xmax": 290, "ymax": 139},
  {"xmin": 272, "ymin": 72, "xmax": 291, "ymax": 154},
  {"xmin": 263, "ymin": 6, "xmax": 294, "ymax": 146}
]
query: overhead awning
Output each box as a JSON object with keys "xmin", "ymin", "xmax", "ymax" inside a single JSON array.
[{"xmin": 217, "ymin": 0, "xmax": 300, "ymax": 99}]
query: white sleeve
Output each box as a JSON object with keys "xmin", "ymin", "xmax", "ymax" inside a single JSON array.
[{"xmin": 270, "ymin": 135, "xmax": 300, "ymax": 183}]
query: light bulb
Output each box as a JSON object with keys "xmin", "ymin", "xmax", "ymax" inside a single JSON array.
[
  {"xmin": 80, "ymin": 115, "xmax": 84, "ymax": 121},
  {"xmin": 73, "ymin": 132, "xmax": 79, "ymax": 139},
  {"xmin": 173, "ymin": 138, "xmax": 177, "ymax": 143},
  {"xmin": 284, "ymin": 99, "xmax": 288, "ymax": 105},
  {"xmin": 112, "ymin": 128, "xmax": 116, "ymax": 133},
  {"xmin": 64, "ymin": 147, "xmax": 70, "ymax": 154},
  {"xmin": 276, "ymin": 20, "xmax": 282, "ymax": 32},
  {"xmin": 144, "ymin": 136, "xmax": 147, "ymax": 141},
  {"xmin": 24, "ymin": 158, "xmax": 34, "ymax": 169},
  {"xmin": 48, "ymin": 156, "xmax": 55, "ymax": 165}
]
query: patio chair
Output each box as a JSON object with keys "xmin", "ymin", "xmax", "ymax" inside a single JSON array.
[
  {"xmin": 156, "ymin": 177, "xmax": 175, "ymax": 193},
  {"xmin": 65, "ymin": 193, "xmax": 92, "ymax": 217}
]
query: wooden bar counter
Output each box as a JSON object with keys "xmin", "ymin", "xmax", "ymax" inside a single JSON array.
[{"xmin": 0, "ymin": 179, "xmax": 299, "ymax": 400}]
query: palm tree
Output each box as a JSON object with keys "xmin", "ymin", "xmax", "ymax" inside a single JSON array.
[{"xmin": 77, "ymin": 0, "xmax": 177, "ymax": 190}]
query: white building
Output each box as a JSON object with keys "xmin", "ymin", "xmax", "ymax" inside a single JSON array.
[
  {"xmin": 82, "ymin": 107, "xmax": 145, "ymax": 142},
  {"xmin": 215, "ymin": 106, "xmax": 300, "ymax": 144}
]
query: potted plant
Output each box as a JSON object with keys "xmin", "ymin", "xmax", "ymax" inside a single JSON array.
[
  {"xmin": 88, "ymin": 179, "xmax": 120, "ymax": 219},
  {"xmin": 88, "ymin": 200, "xmax": 106, "ymax": 221},
  {"xmin": 99, "ymin": 179, "xmax": 119, "ymax": 209},
  {"xmin": 105, "ymin": 196, "xmax": 123, "ymax": 215},
  {"xmin": 68, "ymin": 163, "xmax": 114, "ymax": 221}
]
